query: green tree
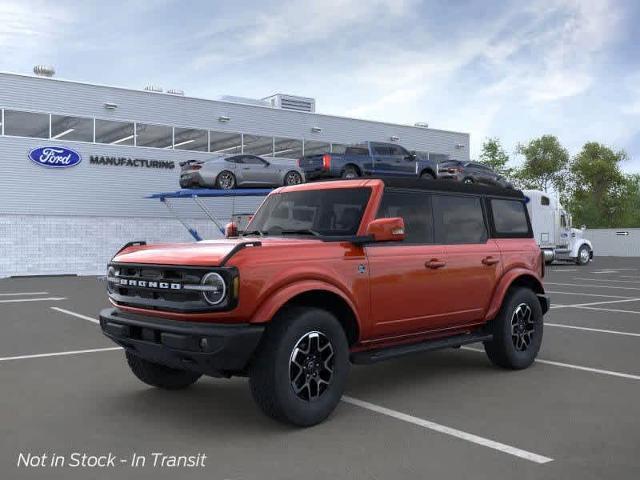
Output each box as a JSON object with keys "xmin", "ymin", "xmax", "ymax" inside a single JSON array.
[
  {"xmin": 478, "ymin": 137, "xmax": 512, "ymax": 177},
  {"xmin": 567, "ymin": 142, "xmax": 640, "ymax": 228},
  {"xmin": 514, "ymin": 135, "xmax": 569, "ymax": 193}
]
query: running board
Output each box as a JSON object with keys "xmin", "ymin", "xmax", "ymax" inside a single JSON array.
[{"xmin": 350, "ymin": 331, "xmax": 492, "ymax": 365}]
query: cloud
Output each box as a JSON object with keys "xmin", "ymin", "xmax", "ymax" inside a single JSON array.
[{"xmin": 0, "ymin": 1, "xmax": 71, "ymax": 51}]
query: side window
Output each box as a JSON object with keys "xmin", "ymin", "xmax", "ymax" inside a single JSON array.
[
  {"xmin": 372, "ymin": 144, "xmax": 390, "ymax": 155},
  {"xmin": 433, "ymin": 195, "xmax": 487, "ymax": 244},
  {"xmin": 388, "ymin": 145, "xmax": 408, "ymax": 157},
  {"xmin": 541, "ymin": 196, "xmax": 550, "ymax": 206},
  {"xmin": 226, "ymin": 156, "xmax": 243, "ymax": 164},
  {"xmin": 243, "ymin": 155, "xmax": 266, "ymax": 165},
  {"xmin": 376, "ymin": 191, "xmax": 433, "ymax": 244},
  {"xmin": 490, "ymin": 199, "xmax": 531, "ymax": 236}
]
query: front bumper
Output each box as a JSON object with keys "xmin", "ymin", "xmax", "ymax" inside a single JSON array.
[{"xmin": 99, "ymin": 308, "xmax": 264, "ymax": 377}]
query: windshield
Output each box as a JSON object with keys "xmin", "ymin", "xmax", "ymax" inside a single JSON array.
[{"xmin": 245, "ymin": 187, "xmax": 371, "ymax": 237}]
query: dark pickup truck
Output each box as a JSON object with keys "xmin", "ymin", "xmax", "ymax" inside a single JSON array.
[{"xmin": 298, "ymin": 141, "xmax": 439, "ymax": 181}]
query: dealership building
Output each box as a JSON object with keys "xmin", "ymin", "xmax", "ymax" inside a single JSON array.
[{"xmin": 0, "ymin": 70, "xmax": 470, "ymax": 277}]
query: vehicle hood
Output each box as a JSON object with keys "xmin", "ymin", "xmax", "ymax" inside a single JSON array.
[{"xmin": 112, "ymin": 237, "xmax": 321, "ymax": 266}]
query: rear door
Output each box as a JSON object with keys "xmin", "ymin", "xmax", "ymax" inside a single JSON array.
[{"xmin": 432, "ymin": 194, "xmax": 502, "ymax": 323}]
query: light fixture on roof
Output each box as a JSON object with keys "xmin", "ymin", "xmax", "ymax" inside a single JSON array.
[
  {"xmin": 144, "ymin": 85, "xmax": 163, "ymax": 93},
  {"xmin": 218, "ymin": 115, "xmax": 230, "ymax": 123},
  {"xmin": 311, "ymin": 126, "xmax": 322, "ymax": 133},
  {"xmin": 414, "ymin": 122, "xmax": 429, "ymax": 128},
  {"xmin": 167, "ymin": 89, "xmax": 185, "ymax": 96},
  {"xmin": 455, "ymin": 143, "xmax": 465, "ymax": 149},
  {"xmin": 51, "ymin": 128, "xmax": 74, "ymax": 139},
  {"xmin": 33, "ymin": 65, "xmax": 55, "ymax": 77},
  {"xmin": 104, "ymin": 102, "xmax": 118, "ymax": 110},
  {"xmin": 390, "ymin": 135, "xmax": 400, "ymax": 142}
]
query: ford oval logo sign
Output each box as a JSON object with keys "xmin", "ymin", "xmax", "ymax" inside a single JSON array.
[{"xmin": 28, "ymin": 146, "xmax": 82, "ymax": 168}]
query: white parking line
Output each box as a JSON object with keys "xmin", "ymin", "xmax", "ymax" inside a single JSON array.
[
  {"xmin": 546, "ymin": 290, "xmax": 632, "ymax": 299},
  {"xmin": 546, "ymin": 323, "xmax": 640, "ymax": 337},
  {"xmin": 0, "ymin": 291, "xmax": 49, "ymax": 296},
  {"xmin": 341, "ymin": 396, "xmax": 553, "ymax": 464},
  {"xmin": 574, "ymin": 277, "xmax": 640, "ymax": 285},
  {"xmin": 0, "ymin": 347, "xmax": 122, "ymax": 362},
  {"xmin": 551, "ymin": 297, "xmax": 640, "ymax": 309},
  {"xmin": 461, "ymin": 347, "xmax": 640, "ymax": 381},
  {"xmin": 0, "ymin": 297, "xmax": 67, "ymax": 304},
  {"xmin": 549, "ymin": 269, "xmax": 577, "ymax": 272},
  {"xmin": 51, "ymin": 307, "xmax": 99, "ymax": 324},
  {"xmin": 545, "ymin": 282, "xmax": 640, "ymax": 291},
  {"xmin": 572, "ymin": 306, "xmax": 640, "ymax": 315}
]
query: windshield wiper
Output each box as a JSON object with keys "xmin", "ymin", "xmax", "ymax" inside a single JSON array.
[{"xmin": 278, "ymin": 229, "xmax": 321, "ymax": 237}]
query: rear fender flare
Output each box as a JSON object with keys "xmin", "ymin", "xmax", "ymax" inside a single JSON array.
[
  {"xmin": 250, "ymin": 280, "xmax": 360, "ymax": 325},
  {"xmin": 485, "ymin": 269, "xmax": 545, "ymax": 321}
]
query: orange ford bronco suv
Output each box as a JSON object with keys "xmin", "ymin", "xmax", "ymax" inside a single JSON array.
[{"xmin": 100, "ymin": 178, "xmax": 549, "ymax": 426}]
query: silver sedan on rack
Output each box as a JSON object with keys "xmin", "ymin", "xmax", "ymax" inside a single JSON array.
[{"xmin": 179, "ymin": 154, "xmax": 306, "ymax": 189}]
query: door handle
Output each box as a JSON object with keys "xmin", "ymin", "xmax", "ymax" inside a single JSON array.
[
  {"xmin": 482, "ymin": 256, "xmax": 500, "ymax": 266},
  {"xmin": 425, "ymin": 259, "xmax": 446, "ymax": 269}
]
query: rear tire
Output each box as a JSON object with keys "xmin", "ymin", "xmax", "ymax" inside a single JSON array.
[
  {"xmin": 483, "ymin": 288, "xmax": 543, "ymax": 370},
  {"xmin": 341, "ymin": 165, "xmax": 360, "ymax": 179},
  {"xmin": 125, "ymin": 351, "xmax": 202, "ymax": 390},
  {"xmin": 463, "ymin": 177, "xmax": 474, "ymax": 184},
  {"xmin": 576, "ymin": 245, "xmax": 591, "ymax": 265},
  {"xmin": 420, "ymin": 171, "xmax": 436, "ymax": 180},
  {"xmin": 249, "ymin": 307, "xmax": 350, "ymax": 427},
  {"xmin": 216, "ymin": 171, "xmax": 236, "ymax": 190},
  {"xmin": 284, "ymin": 170, "xmax": 303, "ymax": 186}
]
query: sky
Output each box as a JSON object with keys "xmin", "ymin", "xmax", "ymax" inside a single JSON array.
[{"xmin": 1, "ymin": 0, "xmax": 639, "ymax": 171}]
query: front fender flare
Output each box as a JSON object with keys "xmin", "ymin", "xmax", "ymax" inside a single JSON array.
[
  {"xmin": 484, "ymin": 269, "xmax": 545, "ymax": 321},
  {"xmin": 250, "ymin": 280, "xmax": 360, "ymax": 325}
]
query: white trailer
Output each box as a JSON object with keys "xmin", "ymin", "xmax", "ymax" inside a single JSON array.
[{"xmin": 523, "ymin": 190, "xmax": 594, "ymax": 265}]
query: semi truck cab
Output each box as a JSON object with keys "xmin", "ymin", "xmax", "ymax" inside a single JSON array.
[{"xmin": 524, "ymin": 190, "xmax": 594, "ymax": 265}]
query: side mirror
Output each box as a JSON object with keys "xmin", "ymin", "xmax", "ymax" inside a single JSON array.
[
  {"xmin": 224, "ymin": 222, "xmax": 239, "ymax": 238},
  {"xmin": 581, "ymin": 224, "xmax": 587, "ymax": 231},
  {"xmin": 365, "ymin": 217, "xmax": 405, "ymax": 242}
]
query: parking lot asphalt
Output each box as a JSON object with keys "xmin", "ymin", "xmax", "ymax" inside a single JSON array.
[{"xmin": 1, "ymin": 258, "xmax": 640, "ymax": 479}]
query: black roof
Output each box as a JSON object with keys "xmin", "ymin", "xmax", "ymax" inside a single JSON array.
[{"xmin": 377, "ymin": 177, "xmax": 524, "ymax": 198}]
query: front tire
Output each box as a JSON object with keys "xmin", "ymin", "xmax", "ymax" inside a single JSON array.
[
  {"xmin": 420, "ymin": 170, "xmax": 436, "ymax": 180},
  {"xmin": 216, "ymin": 170, "xmax": 236, "ymax": 190},
  {"xmin": 463, "ymin": 177, "xmax": 474, "ymax": 184},
  {"xmin": 125, "ymin": 352, "xmax": 202, "ymax": 390},
  {"xmin": 576, "ymin": 245, "xmax": 591, "ymax": 265},
  {"xmin": 249, "ymin": 307, "xmax": 350, "ymax": 427},
  {"xmin": 483, "ymin": 288, "xmax": 543, "ymax": 370}
]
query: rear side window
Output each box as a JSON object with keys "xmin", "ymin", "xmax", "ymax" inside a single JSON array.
[
  {"xmin": 433, "ymin": 195, "xmax": 487, "ymax": 244},
  {"xmin": 345, "ymin": 146, "xmax": 369, "ymax": 156},
  {"xmin": 541, "ymin": 196, "xmax": 550, "ymax": 206},
  {"xmin": 376, "ymin": 191, "xmax": 434, "ymax": 244},
  {"xmin": 490, "ymin": 199, "xmax": 531, "ymax": 237}
]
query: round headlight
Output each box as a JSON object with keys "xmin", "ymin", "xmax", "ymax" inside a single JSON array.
[
  {"xmin": 107, "ymin": 266, "xmax": 116, "ymax": 293},
  {"xmin": 201, "ymin": 272, "xmax": 226, "ymax": 305}
]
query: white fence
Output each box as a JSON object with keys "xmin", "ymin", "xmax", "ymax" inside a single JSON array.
[{"xmin": 585, "ymin": 228, "xmax": 640, "ymax": 257}]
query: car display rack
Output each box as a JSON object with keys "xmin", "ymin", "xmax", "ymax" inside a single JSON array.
[{"xmin": 147, "ymin": 188, "xmax": 272, "ymax": 240}]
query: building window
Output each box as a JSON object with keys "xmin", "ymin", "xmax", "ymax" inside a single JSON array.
[
  {"xmin": 209, "ymin": 131, "xmax": 242, "ymax": 154},
  {"xmin": 331, "ymin": 143, "xmax": 348, "ymax": 154},
  {"xmin": 3, "ymin": 110, "xmax": 49, "ymax": 138},
  {"xmin": 95, "ymin": 119, "xmax": 135, "ymax": 145},
  {"xmin": 173, "ymin": 127, "xmax": 208, "ymax": 151},
  {"xmin": 243, "ymin": 134, "xmax": 274, "ymax": 156},
  {"xmin": 51, "ymin": 115, "xmax": 94, "ymax": 142},
  {"xmin": 303, "ymin": 140, "xmax": 330, "ymax": 156},
  {"xmin": 136, "ymin": 123, "xmax": 173, "ymax": 149},
  {"xmin": 273, "ymin": 137, "xmax": 303, "ymax": 159}
]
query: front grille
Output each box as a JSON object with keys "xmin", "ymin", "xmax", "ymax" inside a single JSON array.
[{"xmin": 108, "ymin": 263, "xmax": 235, "ymax": 313}]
